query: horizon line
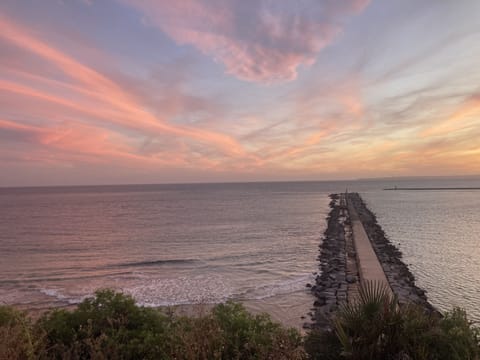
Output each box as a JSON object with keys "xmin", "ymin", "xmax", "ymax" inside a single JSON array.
[{"xmin": 1, "ymin": 174, "xmax": 479, "ymax": 190}]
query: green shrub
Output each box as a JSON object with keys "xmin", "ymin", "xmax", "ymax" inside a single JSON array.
[
  {"xmin": 434, "ymin": 308, "xmax": 480, "ymax": 360},
  {"xmin": 304, "ymin": 328, "xmax": 342, "ymax": 360},
  {"xmin": 37, "ymin": 289, "xmax": 175, "ymax": 359},
  {"xmin": 0, "ymin": 290, "xmax": 305, "ymax": 359},
  {"xmin": 2, "ymin": 287, "xmax": 478, "ymax": 359},
  {"xmin": 212, "ymin": 301, "xmax": 305, "ymax": 359},
  {"xmin": 333, "ymin": 282, "xmax": 404, "ymax": 359},
  {"xmin": 305, "ymin": 281, "xmax": 480, "ymax": 360},
  {"xmin": 0, "ymin": 306, "xmax": 36, "ymax": 360}
]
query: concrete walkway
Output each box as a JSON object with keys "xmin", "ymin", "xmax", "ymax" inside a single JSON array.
[{"xmin": 346, "ymin": 194, "xmax": 393, "ymax": 296}]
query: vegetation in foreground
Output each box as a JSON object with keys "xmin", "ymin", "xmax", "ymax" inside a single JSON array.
[
  {"xmin": 1, "ymin": 285, "xmax": 479, "ymax": 359},
  {"xmin": 0, "ymin": 290, "xmax": 304, "ymax": 359},
  {"xmin": 305, "ymin": 282, "xmax": 480, "ymax": 360}
]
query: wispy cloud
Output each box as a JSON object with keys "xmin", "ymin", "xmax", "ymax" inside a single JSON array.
[
  {"xmin": 1, "ymin": 0, "xmax": 480, "ymax": 185},
  {"xmin": 420, "ymin": 93, "xmax": 480, "ymax": 138},
  {"xmin": 122, "ymin": 0, "xmax": 370, "ymax": 83},
  {"xmin": 0, "ymin": 14, "xmax": 251, "ymax": 167}
]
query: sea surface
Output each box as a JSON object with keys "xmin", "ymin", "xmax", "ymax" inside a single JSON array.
[
  {"xmin": 0, "ymin": 179, "xmax": 479, "ymax": 326},
  {"xmin": 362, "ymin": 182, "xmax": 480, "ymax": 323}
]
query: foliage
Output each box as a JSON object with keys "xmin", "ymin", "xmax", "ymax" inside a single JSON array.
[
  {"xmin": 334, "ymin": 281, "xmax": 405, "ymax": 359},
  {"xmin": 305, "ymin": 281, "xmax": 480, "ymax": 360},
  {"xmin": 37, "ymin": 289, "xmax": 174, "ymax": 359},
  {"xmin": 211, "ymin": 302, "xmax": 304, "ymax": 359},
  {"xmin": 434, "ymin": 308, "xmax": 480, "ymax": 360},
  {"xmin": 2, "ymin": 287, "xmax": 479, "ymax": 359},
  {"xmin": 304, "ymin": 327, "xmax": 342, "ymax": 360},
  {"xmin": 0, "ymin": 306, "xmax": 36, "ymax": 360},
  {"xmin": 1, "ymin": 290, "xmax": 305, "ymax": 359}
]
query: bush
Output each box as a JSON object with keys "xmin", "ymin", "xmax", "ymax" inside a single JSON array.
[
  {"xmin": 1, "ymin": 290, "xmax": 305, "ymax": 359},
  {"xmin": 37, "ymin": 289, "xmax": 174, "ymax": 359},
  {"xmin": 2, "ymin": 287, "xmax": 478, "ymax": 359},
  {"xmin": 434, "ymin": 308, "xmax": 480, "ymax": 360},
  {"xmin": 305, "ymin": 282, "xmax": 480, "ymax": 360},
  {"xmin": 304, "ymin": 328, "xmax": 342, "ymax": 360},
  {"xmin": 0, "ymin": 306, "xmax": 36, "ymax": 360},
  {"xmin": 212, "ymin": 302, "xmax": 305, "ymax": 359}
]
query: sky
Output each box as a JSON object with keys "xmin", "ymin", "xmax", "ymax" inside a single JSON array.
[{"xmin": 1, "ymin": 0, "xmax": 480, "ymax": 186}]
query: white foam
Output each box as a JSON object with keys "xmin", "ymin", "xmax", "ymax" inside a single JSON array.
[
  {"xmin": 124, "ymin": 273, "xmax": 235, "ymax": 307},
  {"xmin": 34, "ymin": 272, "xmax": 315, "ymax": 308},
  {"xmin": 39, "ymin": 288, "xmax": 67, "ymax": 299},
  {"xmin": 39, "ymin": 287, "xmax": 91, "ymax": 304},
  {"xmin": 236, "ymin": 273, "xmax": 315, "ymax": 300}
]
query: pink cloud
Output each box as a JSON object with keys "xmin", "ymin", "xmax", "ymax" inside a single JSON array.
[
  {"xmin": 0, "ymin": 15, "xmax": 251, "ymax": 160},
  {"xmin": 122, "ymin": 0, "xmax": 370, "ymax": 82}
]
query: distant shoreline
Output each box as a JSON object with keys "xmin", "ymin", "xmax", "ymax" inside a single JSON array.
[{"xmin": 384, "ymin": 187, "xmax": 480, "ymax": 191}]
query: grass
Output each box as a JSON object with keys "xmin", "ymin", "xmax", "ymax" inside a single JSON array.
[{"xmin": 1, "ymin": 286, "xmax": 479, "ymax": 359}]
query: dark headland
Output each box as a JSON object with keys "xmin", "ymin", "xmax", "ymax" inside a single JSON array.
[{"xmin": 384, "ymin": 187, "xmax": 480, "ymax": 190}]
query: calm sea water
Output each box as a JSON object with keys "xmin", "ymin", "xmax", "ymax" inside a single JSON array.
[
  {"xmin": 0, "ymin": 182, "xmax": 336, "ymax": 324},
  {"xmin": 0, "ymin": 179, "xmax": 479, "ymax": 325},
  {"xmin": 362, "ymin": 185, "xmax": 480, "ymax": 323}
]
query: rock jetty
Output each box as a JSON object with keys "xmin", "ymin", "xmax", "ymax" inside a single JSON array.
[{"xmin": 308, "ymin": 192, "xmax": 438, "ymax": 330}]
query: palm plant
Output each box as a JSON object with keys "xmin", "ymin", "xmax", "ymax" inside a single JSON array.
[
  {"xmin": 334, "ymin": 281, "xmax": 404, "ymax": 359},
  {"xmin": 332, "ymin": 281, "xmax": 480, "ymax": 360}
]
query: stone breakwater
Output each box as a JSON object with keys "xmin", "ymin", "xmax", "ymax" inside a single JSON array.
[
  {"xmin": 308, "ymin": 192, "xmax": 437, "ymax": 330},
  {"xmin": 347, "ymin": 193, "xmax": 436, "ymax": 311},
  {"xmin": 308, "ymin": 194, "xmax": 347, "ymax": 330}
]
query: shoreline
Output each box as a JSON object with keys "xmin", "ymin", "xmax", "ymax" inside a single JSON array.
[
  {"xmin": 15, "ymin": 289, "xmax": 312, "ymax": 332},
  {"xmin": 310, "ymin": 192, "xmax": 438, "ymax": 329},
  {"xmin": 8, "ymin": 192, "xmax": 439, "ymax": 332}
]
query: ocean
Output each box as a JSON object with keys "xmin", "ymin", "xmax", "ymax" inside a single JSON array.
[
  {"xmin": 362, "ymin": 187, "xmax": 480, "ymax": 323},
  {"xmin": 0, "ymin": 179, "xmax": 479, "ymax": 327}
]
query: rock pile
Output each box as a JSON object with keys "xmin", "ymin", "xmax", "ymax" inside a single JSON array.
[
  {"xmin": 308, "ymin": 194, "xmax": 348, "ymax": 330},
  {"xmin": 347, "ymin": 193, "xmax": 438, "ymax": 313},
  {"xmin": 309, "ymin": 192, "xmax": 439, "ymax": 330}
]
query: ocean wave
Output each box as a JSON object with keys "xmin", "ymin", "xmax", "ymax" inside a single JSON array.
[
  {"xmin": 234, "ymin": 273, "xmax": 315, "ymax": 300},
  {"xmin": 122, "ymin": 274, "xmax": 234, "ymax": 307},
  {"xmin": 113, "ymin": 258, "xmax": 200, "ymax": 268},
  {"xmin": 39, "ymin": 288, "xmax": 89, "ymax": 304},
  {"xmin": 32, "ymin": 272, "xmax": 315, "ymax": 309},
  {"xmin": 39, "ymin": 288, "xmax": 67, "ymax": 300},
  {"xmin": 4, "ymin": 271, "xmax": 135, "ymax": 284}
]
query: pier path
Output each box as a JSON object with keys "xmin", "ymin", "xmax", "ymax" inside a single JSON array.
[
  {"xmin": 345, "ymin": 193, "xmax": 393, "ymax": 298},
  {"xmin": 309, "ymin": 192, "xmax": 434, "ymax": 330}
]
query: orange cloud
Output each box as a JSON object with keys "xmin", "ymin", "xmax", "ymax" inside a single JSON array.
[
  {"xmin": 3, "ymin": 3, "xmax": 480, "ymax": 184},
  {"xmin": 0, "ymin": 117, "xmax": 208, "ymax": 169},
  {"xmin": 420, "ymin": 94, "xmax": 480, "ymax": 138},
  {"xmin": 0, "ymin": 15, "xmax": 248, "ymax": 158}
]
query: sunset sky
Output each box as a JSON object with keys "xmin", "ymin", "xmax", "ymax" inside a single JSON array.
[{"xmin": 1, "ymin": 0, "xmax": 480, "ymax": 186}]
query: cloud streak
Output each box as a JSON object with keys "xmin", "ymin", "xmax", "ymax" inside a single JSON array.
[
  {"xmin": 1, "ymin": 0, "xmax": 480, "ymax": 185},
  {"xmin": 122, "ymin": 0, "xmax": 369, "ymax": 82},
  {"xmin": 0, "ymin": 14, "xmax": 251, "ymax": 163}
]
